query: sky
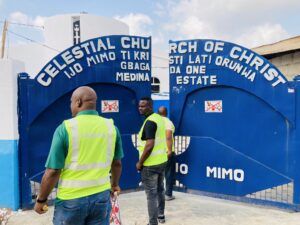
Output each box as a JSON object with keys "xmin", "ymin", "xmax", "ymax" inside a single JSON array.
[{"xmin": 1, "ymin": 0, "xmax": 300, "ymax": 53}]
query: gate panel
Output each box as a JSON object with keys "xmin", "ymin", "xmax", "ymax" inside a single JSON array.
[
  {"xmin": 180, "ymin": 87, "xmax": 290, "ymax": 175},
  {"xmin": 177, "ymin": 87, "xmax": 292, "ymax": 196},
  {"xmin": 176, "ymin": 137, "xmax": 292, "ymax": 196},
  {"xmin": 170, "ymin": 39, "xmax": 298, "ymax": 208},
  {"xmin": 18, "ymin": 35, "xmax": 151, "ymax": 208}
]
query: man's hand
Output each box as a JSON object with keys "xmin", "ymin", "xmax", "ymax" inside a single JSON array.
[
  {"xmin": 111, "ymin": 159, "xmax": 122, "ymax": 196},
  {"xmin": 36, "ymin": 168, "xmax": 60, "ymax": 214},
  {"xmin": 136, "ymin": 161, "xmax": 143, "ymax": 171},
  {"xmin": 111, "ymin": 185, "xmax": 121, "ymax": 196},
  {"xmin": 34, "ymin": 202, "xmax": 48, "ymax": 214}
]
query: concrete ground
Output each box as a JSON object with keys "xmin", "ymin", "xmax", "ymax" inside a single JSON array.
[{"xmin": 6, "ymin": 191, "xmax": 300, "ymax": 225}]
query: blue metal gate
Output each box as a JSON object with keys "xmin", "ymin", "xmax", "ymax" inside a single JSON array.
[
  {"xmin": 170, "ymin": 39, "xmax": 300, "ymax": 209},
  {"xmin": 18, "ymin": 35, "xmax": 151, "ymax": 208}
]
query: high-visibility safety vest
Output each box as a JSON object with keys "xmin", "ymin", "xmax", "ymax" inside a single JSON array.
[
  {"xmin": 57, "ymin": 115, "xmax": 116, "ymax": 200},
  {"xmin": 162, "ymin": 117, "xmax": 175, "ymax": 152},
  {"xmin": 137, "ymin": 113, "xmax": 167, "ymax": 166}
]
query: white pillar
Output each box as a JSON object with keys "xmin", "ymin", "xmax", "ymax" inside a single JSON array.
[{"xmin": 0, "ymin": 59, "xmax": 24, "ymax": 210}]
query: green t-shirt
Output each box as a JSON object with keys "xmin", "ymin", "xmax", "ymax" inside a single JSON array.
[{"xmin": 45, "ymin": 110, "xmax": 124, "ymax": 169}]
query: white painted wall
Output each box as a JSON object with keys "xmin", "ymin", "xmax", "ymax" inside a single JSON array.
[
  {"xmin": 7, "ymin": 43, "xmax": 49, "ymax": 78},
  {"xmin": 152, "ymin": 47, "xmax": 169, "ymax": 95},
  {"xmin": 6, "ymin": 13, "xmax": 129, "ymax": 78},
  {"xmin": 0, "ymin": 59, "xmax": 24, "ymax": 139},
  {"xmin": 44, "ymin": 13, "xmax": 129, "ymax": 54}
]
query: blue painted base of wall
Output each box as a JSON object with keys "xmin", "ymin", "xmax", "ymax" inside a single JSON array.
[{"xmin": 0, "ymin": 140, "xmax": 19, "ymax": 210}]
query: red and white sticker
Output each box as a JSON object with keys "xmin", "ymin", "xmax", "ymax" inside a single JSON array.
[
  {"xmin": 101, "ymin": 100, "xmax": 119, "ymax": 113},
  {"xmin": 205, "ymin": 100, "xmax": 222, "ymax": 113}
]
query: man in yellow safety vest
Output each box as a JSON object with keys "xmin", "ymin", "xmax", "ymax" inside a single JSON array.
[
  {"xmin": 136, "ymin": 97, "xmax": 168, "ymax": 225},
  {"xmin": 158, "ymin": 106, "xmax": 176, "ymax": 201},
  {"xmin": 34, "ymin": 86, "xmax": 123, "ymax": 225}
]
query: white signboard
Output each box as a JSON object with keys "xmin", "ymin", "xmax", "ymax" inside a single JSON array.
[
  {"xmin": 205, "ymin": 100, "xmax": 222, "ymax": 113},
  {"xmin": 101, "ymin": 100, "xmax": 119, "ymax": 113}
]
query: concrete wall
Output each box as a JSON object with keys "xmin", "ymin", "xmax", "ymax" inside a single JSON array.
[
  {"xmin": 8, "ymin": 43, "xmax": 49, "ymax": 78},
  {"xmin": 7, "ymin": 14, "xmax": 129, "ymax": 78},
  {"xmin": 152, "ymin": 47, "xmax": 169, "ymax": 96},
  {"xmin": 0, "ymin": 59, "xmax": 24, "ymax": 210},
  {"xmin": 44, "ymin": 14, "xmax": 129, "ymax": 53},
  {"xmin": 268, "ymin": 51, "xmax": 300, "ymax": 81}
]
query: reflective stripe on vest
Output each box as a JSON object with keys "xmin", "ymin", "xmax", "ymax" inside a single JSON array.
[
  {"xmin": 59, "ymin": 177, "xmax": 110, "ymax": 188},
  {"xmin": 57, "ymin": 115, "xmax": 116, "ymax": 200},
  {"xmin": 137, "ymin": 113, "xmax": 167, "ymax": 166},
  {"xmin": 63, "ymin": 118, "xmax": 114, "ymax": 171}
]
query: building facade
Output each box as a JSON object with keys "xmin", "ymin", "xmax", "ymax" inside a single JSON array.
[{"xmin": 253, "ymin": 36, "xmax": 300, "ymax": 81}]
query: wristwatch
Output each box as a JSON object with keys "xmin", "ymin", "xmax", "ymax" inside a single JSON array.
[{"xmin": 36, "ymin": 197, "xmax": 47, "ymax": 203}]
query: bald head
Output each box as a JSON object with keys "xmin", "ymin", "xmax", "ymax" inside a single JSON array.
[
  {"xmin": 158, "ymin": 106, "xmax": 167, "ymax": 117},
  {"xmin": 71, "ymin": 86, "xmax": 97, "ymax": 117}
]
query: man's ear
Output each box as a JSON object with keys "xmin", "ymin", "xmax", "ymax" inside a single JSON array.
[{"xmin": 77, "ymin": 99, "xmax": 82, "ymax": 107}]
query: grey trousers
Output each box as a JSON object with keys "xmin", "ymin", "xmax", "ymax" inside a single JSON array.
[{"xmin": 141, "ymin": 162, "xmax": 167, "ymax": 225}]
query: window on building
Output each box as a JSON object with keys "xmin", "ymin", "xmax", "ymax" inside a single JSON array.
[{"xmin": 151, "ymin": 77, "xmax": 160, "ymax": 93}]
